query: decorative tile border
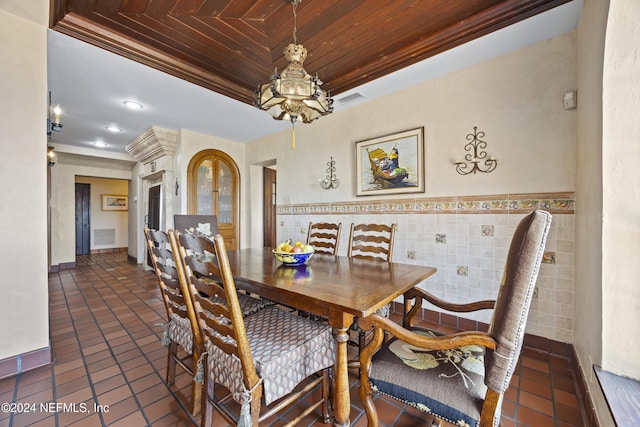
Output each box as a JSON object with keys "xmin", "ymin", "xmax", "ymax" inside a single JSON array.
[{"xmin": 277, "ymin": 192, "xmax": 575, "ymax": 215}]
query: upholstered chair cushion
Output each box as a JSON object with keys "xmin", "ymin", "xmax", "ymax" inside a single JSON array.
[
  {"xmin": 166, "ymin": 294, "xmax": 272, "ymax": 353},
  {"xmin": 168, "ymin": 312, "xmax": 194, "ymax": 353},
  {"xmin": 205, "ymin": 306, "xmax": 335, "ymax": 405},
  {"xmin": 368, "ymin": 330, "xmax": 486, "ymax": 427},
  {"xmin": 213, "ymin": 293, "xmax": 274, "ymax": 318}
]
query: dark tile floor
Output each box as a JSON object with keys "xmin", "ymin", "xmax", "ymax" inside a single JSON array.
[{"xmin": 0, "ymin": 253, "xmax": 585, "ymax": 426}]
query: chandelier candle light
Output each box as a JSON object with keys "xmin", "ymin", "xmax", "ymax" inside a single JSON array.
[{"xmin": 254, "ymin": 0, "xmax": 333, "ymax": 149}]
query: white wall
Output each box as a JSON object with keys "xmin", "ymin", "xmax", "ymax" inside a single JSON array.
[
  {"xmin": 75, "ymin": 176, "xmax": 129, "ymax": 250},
  {"xmin": 244, "ymin": 34, "xmax": 578, "ymax": 343},
  {"xmin": 574, "ymin": 0, "xmax": 611, "ymax": 425},
  {"xmin": 0, "ymin": 4, "xmax": 49, "ymax": 359},
  {"xmin": 246, "ymin": 33, "xmax": 576, "ymax": 204},
  {"xmin": 602, "ymin": 0, "xmax": 640, "ymax": 380}
]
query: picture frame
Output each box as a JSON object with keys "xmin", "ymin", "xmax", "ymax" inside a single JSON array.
[
  {"xmin": 355, "ymin": 127, "xmax": 425, "ymax": 196},
  {"xmin": 102, "ymin": 194, "xmax": 128, "ymax": 211}
]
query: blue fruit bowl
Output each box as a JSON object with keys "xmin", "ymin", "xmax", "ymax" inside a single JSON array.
[{"xmin": 272, "ymin": 249, "xmax": 314, "ymax": 266}]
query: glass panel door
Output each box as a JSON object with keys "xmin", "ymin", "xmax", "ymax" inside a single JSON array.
[
  {"xmin": 196, "ymin": 159, "xmax": 213, "ymax": 214},
  {"xmin": 218, "ymin": 160, "xmax": 233, "ymax": 224}
]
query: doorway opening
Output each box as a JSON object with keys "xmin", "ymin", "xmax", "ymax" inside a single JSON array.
[{"xmin": 75, "ymin": 176, "xmax": 129, "ymax": 258}]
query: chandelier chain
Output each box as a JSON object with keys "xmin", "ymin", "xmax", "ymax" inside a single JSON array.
[
  {"xmin": 254, "ymin": 0, "xmax": 333, "ymax": 130},
  {"xmin": 292, "ymin": 0, "xmax": 298, "ymax": 45}
]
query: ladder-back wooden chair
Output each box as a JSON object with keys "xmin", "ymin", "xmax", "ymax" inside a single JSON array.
[
  {"xmin": 358, "ymin": 210, "xmax": 552, "ymax": 427},
  {"xmin": 306, "ymin": 222, "xmax": 342, "ymax": 255},
  {"xmin": 173, "ymin": 232, "xmax": 335, "ymax": 427},
  {"xmin": 174, "ymin": 214, "xmax": 218, "ymax": 239},
  {"xmin": 144, "ymin": 228, "xmax": 201, "ymax": 416},
  {"xmin": 347, "ymin": 223, "xmax": 397, "ymax": 352},
  {"xmin": 171, "ymin": 231, "xmax": 275, "ymax": 318},
  {"xmin": 347, "ymin": 223, "xmax": 396, "ymax": 262}
]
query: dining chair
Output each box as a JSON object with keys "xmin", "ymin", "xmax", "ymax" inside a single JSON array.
[
  {"xmin": 347, "ymin": 222, "xmax": 396, "ymax": 262},
  {"xmin": 171, "ymin": 231, "xmax": 275, "ymax": 318},
  {"xmin": 174, "ymin": 232, "xmax": 335, "ymax": 427},
  {"xmin": 358, "ymin": 210, "xmax": 552, "ymax": 427},
  {"xmin": 144, "ymin": 228, "xmax": 201, "ymax": 416},
  {"xmin": 306, "ymin": 222, "xmax": 342, "ymax": 255},
  {"xmin": 174, "ymin": 214, "xmax": 218, "ymax": 239},
  {"xmin": 347, "ymin": 223, "xmax": 397, "ymax": 352}
]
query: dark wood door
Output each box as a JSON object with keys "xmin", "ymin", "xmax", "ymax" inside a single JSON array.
[
  {"xmin": 75, "ymin": 183, "xmax": 91, "ymax": 255},
  {"xmin": 263, "ymin": 168, "xmax": 277, "ymax": 248},
  {"xmin": 147, "ymin": 185, "xmax": 161, "ymax": 266},
  {"xmin": 147, "ymin": 185, "xmax": 161, "ymax": 230}
]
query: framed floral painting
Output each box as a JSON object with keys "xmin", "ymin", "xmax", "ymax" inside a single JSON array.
[{"xmin": 355, "ymin": 127, "xmax": 425, "ymax": 196}]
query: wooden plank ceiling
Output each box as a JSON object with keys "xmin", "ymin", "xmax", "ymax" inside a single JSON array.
[{"xmin": 50, "ymin": 0, "xmax": 570, "ymax": 105}]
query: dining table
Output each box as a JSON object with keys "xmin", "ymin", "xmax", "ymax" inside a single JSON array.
[{"xmin": 223, "ymin": 248, "xmax": 437, "ymax": 427}]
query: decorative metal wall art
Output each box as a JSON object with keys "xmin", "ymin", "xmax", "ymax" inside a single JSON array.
[
  {"xmin": 319, "ymin": 157, "xmax": 339, "ymax": 189},
  {"xmin": 453, "ymin": 126, "xmax": 497, "ymax": 175}
]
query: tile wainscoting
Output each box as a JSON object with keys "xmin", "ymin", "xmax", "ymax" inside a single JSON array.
[{"xmin": 276, "ymin": 192, "xmax": 575, "ymax": 343}]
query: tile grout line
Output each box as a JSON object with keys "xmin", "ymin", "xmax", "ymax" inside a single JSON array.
[
  {"xmin": 71, "ymin": 264, "xmax": 157, "ymax": 426},
  {"xmin": 80, "ymin": 261, "xmax": 198, "ymax": 425},
  {"xmin": 59, "ymin": 268, "xmax": 110, "ymax": 426}
]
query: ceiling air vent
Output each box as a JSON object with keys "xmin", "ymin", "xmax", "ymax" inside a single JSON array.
[{"xmin": 337, "ymin": 92, "xmax": 365, "ymax": 105}]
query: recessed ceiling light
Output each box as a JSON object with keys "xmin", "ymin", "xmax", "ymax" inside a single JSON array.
[
  {"xmin": 105, "ymin": 125, "xmax": 122, "ymax": 133},
  {"xmin": 123, "ymin": 100, "xmax": 143, "ymax": 110},
  {"xmin": 93, "ymin": 141, "xmax": 108, "ymax": 148}
]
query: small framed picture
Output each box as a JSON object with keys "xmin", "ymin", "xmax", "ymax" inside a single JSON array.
[
  {"xmin": 355, "ymin": 127, "xmax": 425, "ymax": 196},
  {"xmin": 102, "ymin": 194, "xmax": 128, "ymax": 211}
]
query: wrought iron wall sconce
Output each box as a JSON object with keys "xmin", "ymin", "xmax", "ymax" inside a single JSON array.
[
  {"xmin": 319, "ymin": 157, "xmax": 339, "ymax": 189},
  {"xmin": 175, "ymin": 178, "xmax": 180, "ymax": 196},
  {"xmin": 453, "ymin": 126, "xmax": 497, "ymax": 175}
]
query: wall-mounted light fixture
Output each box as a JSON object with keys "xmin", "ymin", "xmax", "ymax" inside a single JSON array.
[
  {"xmin": 319, "ymin": 157, "xmax": 339, "ymax": 189},
  {"xmin": 175, "ymin": 178, "xmax": 179, "ymax": 196},
  {"xmin": 47, "ymin": 146, "xmax": 56, "ymax": 167},
  {"xmin": 453, "ymin": 126, "xmax": 497, "ymax": 175},
  {"xmin": 46, "ymin": 92, "xmax": 63, "ymax": 136}
]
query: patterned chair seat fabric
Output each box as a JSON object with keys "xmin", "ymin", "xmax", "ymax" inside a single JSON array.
[
  {"xmin": 167, "ymin": 312, "xmax": 194, "ymax": 353},
  {"xmin": 225, "ymin": 293, "xmax": 274, "ymax": 317},
  {"xmin": 206, "ymin": 305, "xmax": 336, "ymax": 405},
  {"xmin": 166, "ymin": 294, "xmax": 273, "ymax": 353},
  {"xmin": 368, "ymin": 329, "xmax": 486, "ymax": 427}
]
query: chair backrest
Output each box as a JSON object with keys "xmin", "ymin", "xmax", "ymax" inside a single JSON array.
[
  {"xmin": 174, "ymin": 215, "xmax": 219, "ymax": 239},
  {"xmin": 347, "ymin": 223, "xmax": 396, "ymax": 262},
  {"xmin": 144, "ymin": 228, "xmax": 198, "ymax": 338},
  {"xmin": 306, "ymin": 222, "xmax": 342, "ymax": 255},
  {"xmin": 484, "ymin": 210, "xmax": 552, "ymax": 393},
  {"xmin": 175, "ymin": 228, "xmax": 216, "ymax": 258},
  {"xmin": 174, "ymin": 231, "xmax": 260, "ymax": 391}
]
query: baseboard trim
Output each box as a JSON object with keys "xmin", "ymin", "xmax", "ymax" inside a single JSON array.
[
  {"xmin": 571, "ymin": 347, "xmax": 600, "ymax": 427},
  {"xmin": 0, "ymin": 347, "xmax": 51, "ymax": 380},
  {"xmin": 48, "ymin": 261, "xmax": 76, "ymax": 272},
  {"xmin": 90, "ymin": 247, "xmax": 127, "ymax": 255}
]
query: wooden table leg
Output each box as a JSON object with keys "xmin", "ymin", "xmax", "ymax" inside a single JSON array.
[{"xmin": 330, "ymin": 313, "xmax": 353, "ymax": 427}]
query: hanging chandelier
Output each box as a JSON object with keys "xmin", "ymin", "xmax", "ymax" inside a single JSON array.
[{"xmin": 254, "ymin": 0, "xmax": 333, "ymax": 144}]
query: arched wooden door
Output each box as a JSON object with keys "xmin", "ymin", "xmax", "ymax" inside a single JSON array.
[{"xmin": 187, "ymin": 149, "xmax": 240, "ymax": 249}]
